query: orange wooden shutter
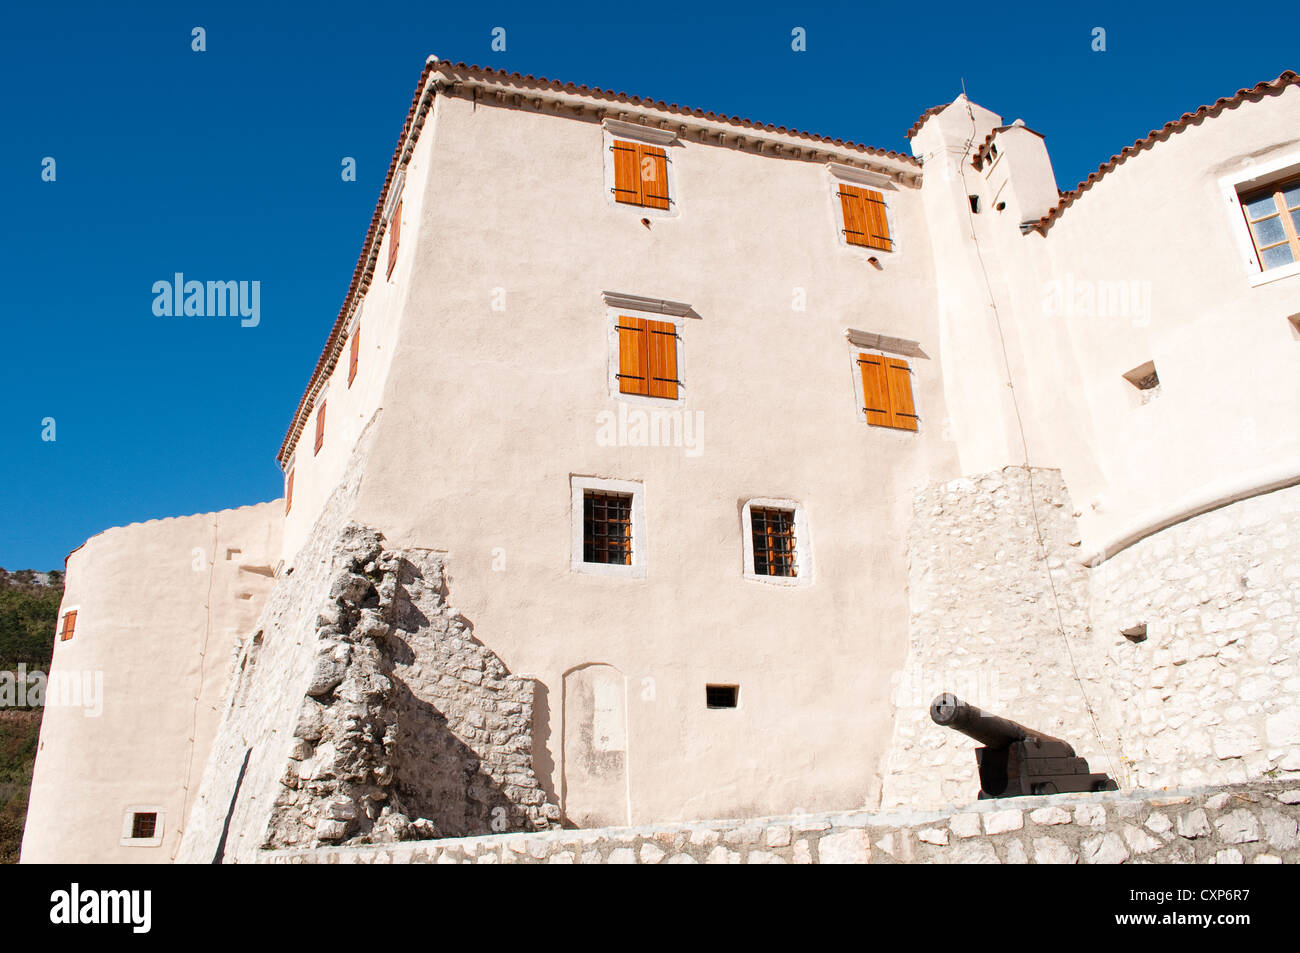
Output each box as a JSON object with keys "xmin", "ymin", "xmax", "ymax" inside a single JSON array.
[
  {"xmin": 60, "ymin": 609, "xmax": 77, "ymax": 642},
  {"xmin": 861, "ymin": 188, "xmax": 891, "ymax": 251},
  {"xmin": 348, "ymin": 324, "xmax": 359, "ymax": 386},
  {"xmin": 387, "ymin": 200, "xmax": 402, "ymax": 278},
  {"xmin": 839, "ymin": 185, "xmax": 870, "ymax": 247},
  {"xmin": 285, "ymin": 469, "xmax": 295, "ymax": 514},
  {"xmin": 646, "ymin": 319, "xmax": 678, "ymax": 399},
  {"xmin": 885, "ymin": 358, "xmax": 917, "ymax": 431},
  {"xmin": 839, "ymin": 185, "xmax": 891, "ymax": 250},
  {"xmin": 314, "ymin": 400, "xmax": 326, "ymax": 454},
  {"xmin": 858, "ymin": 354, "xmax": 891, "ymax": 426},
  {"xmin": 612, "ymin": 140, "xmax": 641, "ymax": 205},
  {"xmin": 617, "ymin": 316, "xmax": 648, "ymax": 394},
  {"xmin": 637, "ymin": 144, "xmax": 670, "ymax": 210}
]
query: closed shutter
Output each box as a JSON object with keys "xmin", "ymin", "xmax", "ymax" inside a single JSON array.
[
  {"xmin": 60, "ymin": 609, "xmax": 77, "ymax": 642},
  {"xmin": 858, "ymin": 354, "xmax": 892, "ymax": 426},
  {"xmin": 617, "ymin": 317, "xmax": 648, "ymax": 394},
  {"xmin": 859, "ymin": 353, "xmax": 917, "ymax": 430},
  {"xmin": 285, "ymin": 469, "xmax": 295, "ymax": 514},
  {"xmin": 861, "ymin": 188, "xmax": 892, "ymax": 251},
  {"xmin": 348, "ymin": 324, "xmax": 360, "ymax": 386},
  {"xmin": 646, "ymin": 319, "xmax": 678, "ymax": 399},
  {"xmin": 314, "ymin": 400, "xmax": 326, "ymax": 455},
  {"xmin": 839, "ymin": 185, "xmax": 870, "ymax": 247},
  {"xmin": 612, "ymin": 140, "xmax": 641, "ymax": 205},
  {"xmin": 386, "ymin": 200, "xmax": 402, "ymax": 278},
  {"xmin": 885, "ymin": 358, "xmax": 917, "ymax": 431},
  {"xmin": 838, "ymin": 184, "xmax": 892, "ymax": 251},
  {"xmin": 638, "ymin": 144, "xmax": 670, "ymax": 210},
  {"xmin": 617, "ymin": 316, "xmax": 679, "ymax": 398}
]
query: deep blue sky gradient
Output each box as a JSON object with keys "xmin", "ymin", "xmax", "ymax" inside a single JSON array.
[{"xmin": 2, "ymin": 0, "xmax": 1297, "ymax": 569}]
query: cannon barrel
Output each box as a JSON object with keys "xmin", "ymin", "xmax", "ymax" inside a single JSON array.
[{"xmin": 929, "ymin": 692, "xmax": 1072, "ymax": 753}]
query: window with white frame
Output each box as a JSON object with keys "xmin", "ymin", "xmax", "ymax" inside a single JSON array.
[
  {"xmin": 571, "ymin": 476, "xmax": 646, "ymax": 577},
  {"xmin": 120, "ymin": 807, "xmax": 164, "ymax": 847},
  {"xmin": 1220, "ymin": 152, "xmax": 1300, "ymax": 286},
  {"xmin": 829, "ymin": 163, "xmax": 897, "ymax": 253},
  {"xmin": 603, "ymin": 292, "xmax": 693, "ymax": 404},
  {"xmin": 602, "ymin": 120, "xmax": 679, "ymax": 217},
  {"xmin": 741, "ymin": 499, "xmax": 811, "ymax": 586}
]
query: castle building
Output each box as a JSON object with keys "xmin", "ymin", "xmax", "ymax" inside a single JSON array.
[{"xmin": 22, "ymin": 60, "xmax": 1300, "ymax": 862}]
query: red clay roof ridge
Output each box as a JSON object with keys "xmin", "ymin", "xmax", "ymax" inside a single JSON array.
[{"xmin": 1032, "ymin": 70, "xmax": 1299, "ymax": 233}]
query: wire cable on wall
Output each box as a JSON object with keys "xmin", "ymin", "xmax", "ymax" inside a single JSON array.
[{"xmin": 956, "ymin": 97, "xmax": 1122, "ymax": 788}]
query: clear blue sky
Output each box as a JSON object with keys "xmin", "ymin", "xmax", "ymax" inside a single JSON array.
[{"xmin": 2, "ymin": 0, "xmax": 1296, "ymax": 570}]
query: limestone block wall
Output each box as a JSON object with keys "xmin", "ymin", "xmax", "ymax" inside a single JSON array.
[
  {"xmin": 880, "ymin": 467, "xmax": 1119, "ymax": 811},
  {"xmin": 260, "ymin": 781, "xmax": 1300, "ymax": 864},
  {"xmin": 1088, "ymin": 484, "xmax": 1300, "ymax": 790}
]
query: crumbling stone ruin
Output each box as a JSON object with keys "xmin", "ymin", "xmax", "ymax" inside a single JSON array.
[{"xmin": 267, "ymin": 525, "xmax": 559, "ymax": 847}]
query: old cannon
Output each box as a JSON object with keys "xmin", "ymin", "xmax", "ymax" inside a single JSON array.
[{"xmin": 930, "ymin": 693, "xmax": 1118, "ymax": 798}]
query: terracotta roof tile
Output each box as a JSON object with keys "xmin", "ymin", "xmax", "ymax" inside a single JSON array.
[
  {"xmin": 1033, "ymin": 70, "xmax": 1299, "ymax": 233},
  {"xmin": 905, "ymin": 104, "xmax": 948, "ymax": 140},
  {"xmin": 276, "ymin": 61, "xmax": 436, "ymax": 466},
  {"xmin": 432, "ymin": 61, "xmax": 918, "ymax": 164}
]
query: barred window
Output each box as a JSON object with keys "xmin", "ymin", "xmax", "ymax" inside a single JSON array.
[
  {"xmin": 751, "ymin": 507, "xmax": 797, "ymax": 578},
  {"xmin": 583, "ymin": 491, "xmax": 633, "ymax": 566},
  {"xmin": 131, "ymin": 812, "xmax": 157, "ymax": 839}
]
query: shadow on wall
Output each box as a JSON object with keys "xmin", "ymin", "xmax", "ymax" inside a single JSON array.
[{"xmin": 265, "ymin": 529, "xmax": 559, "ymax": 849}]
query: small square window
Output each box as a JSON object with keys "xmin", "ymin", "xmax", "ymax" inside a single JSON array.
[
  {"xmin": 120, "ymin": 806, "xmax": 164, "ymax": 846},
  {"xmin": 571, "ymin": 477, "xmax": 645, "ymax": 577},
  {"xmin": 583, "ymin": 491, "xmax": 633, "ymax": 566},
  {"xmin": 742, "ymin": 499, "xmax": 811, "ymax": 586},
  {"xmin": 751, "ymin": 507, "xmax": 797, "ymax": 578},
  {"xmin": 706, "ymin": 685, "xmax": 739, "ymax": 709},
  {"xmin": 131, "ymin": 812, "xmax": 157, "ymax": 839}
]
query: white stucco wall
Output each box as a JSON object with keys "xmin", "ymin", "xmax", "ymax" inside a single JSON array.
[
  {"xmin": 346, "ymin": 90, "xmax": 962, "ymax": 824},
  {"xmin": 988, "ymin": 83, "xmax": 1300, "ymax": 557},
  {"xmin": 21, "ymin": 503, "xmax": 281, "ymax": 863}
]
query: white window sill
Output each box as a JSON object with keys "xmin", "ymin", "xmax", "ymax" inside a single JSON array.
[{"xmin": 1248, "ymin": 260, "xmax": 1300, "ymax": 287}]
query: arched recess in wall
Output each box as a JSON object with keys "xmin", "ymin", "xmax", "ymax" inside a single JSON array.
[{"xmin": 561, "ymin": 662, "xmax": 630, "ymax": 829}]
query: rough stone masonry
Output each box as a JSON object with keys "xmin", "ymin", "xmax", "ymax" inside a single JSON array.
[
  {"xmin": 266, "ymin": 525, "xmax": 560, "ymax": 847},
  {"xmin": 880, "ymin": 467, "xmax": 1300, "ymax": 812},
  {"xmin": 261, "ymin": 781, "xmax": 1300, "ymax": 865}
]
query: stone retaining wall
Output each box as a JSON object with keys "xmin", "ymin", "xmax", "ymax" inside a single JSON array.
[
  {"xmin": 259, "ymin": 781, "xmax": 1299, "ymax": 864},
  {"xmin": 1088, "ymin": 482, "xmax": 1300, "ymax": 790}
]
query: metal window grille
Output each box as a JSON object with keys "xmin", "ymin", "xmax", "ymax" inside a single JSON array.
[
  {"xmin": 131, "ymin": 812, "xmax": 157, "ymax": 839},
  {"xmin": 583, "ymin": 491, "xmax": 633, "ymax": 565},
  {"xmin": 751, "ymin": 507, "xmax": 797, "ymax": 577}
]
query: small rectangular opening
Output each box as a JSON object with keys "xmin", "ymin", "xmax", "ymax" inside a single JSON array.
[
  {"xmin": 1123, "ymin": 360, "xmax": 1160, "ymax": 405},
  {"xmin": 131, "ymin": 812, "xmax": 158, "ymax": 839},
  {"xmin": 706, "ymin": 684, "xmax": 739, "ymax": 709},
  {"xmin": 1123, "ymin": 361, "xmax": 1159, "ymax": 390},
  {"xmin": 968, "ymin": 194, "xmax": 981, "ymax": 213}
]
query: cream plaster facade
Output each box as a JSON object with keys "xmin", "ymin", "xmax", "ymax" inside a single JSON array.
[{"xmin": 22, "ymin": 60, "xmax": 1300, "ymax": 862}]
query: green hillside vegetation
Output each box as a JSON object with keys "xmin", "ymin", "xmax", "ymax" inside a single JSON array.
[{"xmin": 0, "ymin": 569, "xmax": 62, "ymax": 863}]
